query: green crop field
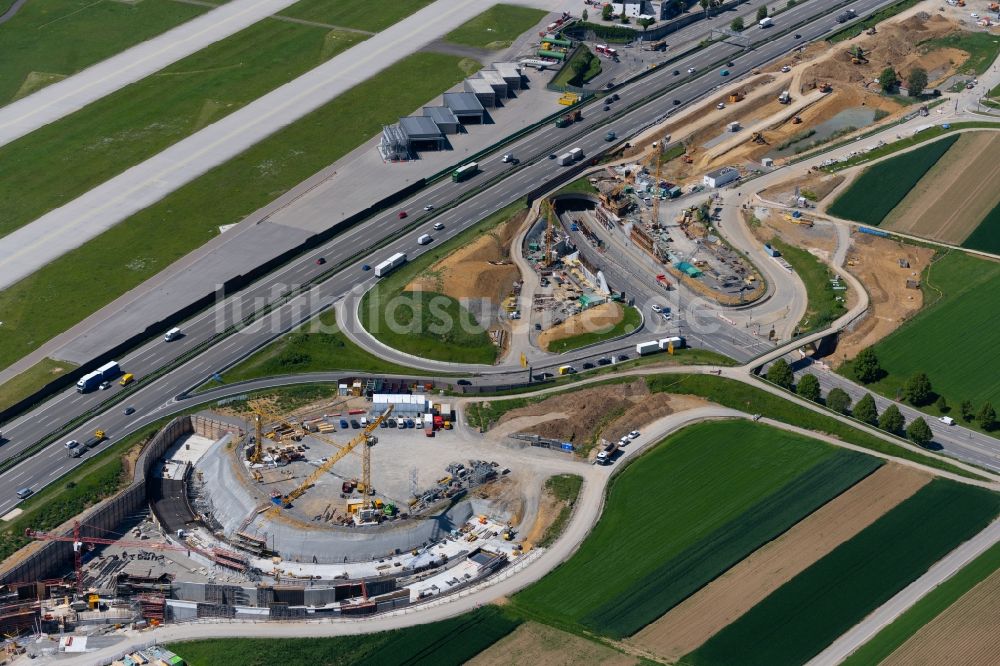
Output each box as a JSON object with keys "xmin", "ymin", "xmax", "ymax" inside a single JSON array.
[
  {"xmin": 842, "ymin": 540, "xmax": 1000, "ymax": 666},
  {"xmin": 827, "ymin": 135, "xmax": 957, "ymax": 225},
  {"xmin": 0, "ymin": 53, "xmax": 475, "ymax": 373},
  {"xmin": 278, "ymin": 0, "xmax": 435, "ymax": 32},
  {"xmin": 170, "ymin": 606, "xmax": 520, "ymax": 665},
  {"xmin": 0, "ymin": 0, "xmax": 208, "ymax": 107},
  {"xmin": 846, "ymin": 251, "xmax": 1000, "ymax": 414},
  {"xmin": 359, "ymin": 203, "xmax": 525, "ymax": 365},
  {"xmin": 444, "ymin": 4, "xmax": 547, "ymax": 49},
  {"xmin": 0, "ymin": 14, "xmax": 365, "ymax": 240},
  {"xmin": 961, "ymin": 201, "xmax": 1000, "ymax": 254},
  {"xmin": 512, "ymin": 420, "xmax": 874, "ymax": 636},
  {"xmin": 585, "ymin": 450, "xmax": 880, "ymax": 638},
  {"xmin": 683, "ymin": 479, "xmax": 1000, "ymax": 666}
]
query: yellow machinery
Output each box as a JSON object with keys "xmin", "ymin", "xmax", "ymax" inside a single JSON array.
[
  {"xmin": 727, "ymin": 91, "xmax": 744, "ymax": 103},
  {"xmin": 269, "ymin": 406, "xmax": 393, "ymax": 514}
]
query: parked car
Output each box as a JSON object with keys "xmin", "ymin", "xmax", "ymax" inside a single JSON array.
[
  {"xmin": 717, "ymin": 102, "xmax": 725, "ymax": 109},
  {"xmin": 651, "ymin": 304, "xmax": 663, "ymax": 313},
  {"xmin": 350, "ymin": 419, "xmax": 361, "ymax": 429},
  {"xmin": 629, "ymin": 430, "xmax": 640, "ymax": 440},
  {"xmin": 339, "ymin": 419, "xmax": 349, "ymax": 429}
]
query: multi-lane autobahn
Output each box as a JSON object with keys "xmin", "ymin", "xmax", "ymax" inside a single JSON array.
[{"xmin": 0, "ymin": 0, "xmax": 915, "ymax": 515}]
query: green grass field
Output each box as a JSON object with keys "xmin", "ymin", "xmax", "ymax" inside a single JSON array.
[
  {"xmin": 444, "ymin": 4, "xmax": 547, "ymax": 49},
  {"xmin": 768, "ymin": 238, "xmax": 844, "ymax": 334},
  {"xmin": 545, "ymin": 305, "xmax": 642, "ymax": 353},
  {"xmin": 842, "ymin": 540, "xmax": 1000, "ymax": 666},
  {"xmin": 359, "ymin": 203, "xmax": 524, "ymax": 365},
  {"xmin": 277, "ymin": 0, "xmax": 435, "ymax": 32},
  {"xmin": 212, "ymin": 309, "xmax": 427, "ymax": 386},
  {"xmin": 170, "ymin": 606, "xmax": 520, "ymax": 665},
  {"xmin": 684, "ymin": 479, "xmax": 1000, "ymax": 666},
  {"xmin": 827, "ymin": 135, "xmax": 957, "ymax": 225},
  {"xmin": 921, "ymin": 31, "xmax": 1000, "ymax": 76},
  {"xmin": 539, "ymin": 474, "xmax": 584, "ymax": 547},
  {"xmin": 0, "ymin": 357, "xmax": 77, "ymax": 413},
  {"xmin": 552, "ymin": 47, "xmax": 603, "ymax": 88},
  {"xmin": 961, "ymin": 200, "xmax": 1000, "ymax": 254},
  {"xmin": 512, "ymin": 420, "xmax": 863, "ymax": 635},
  {"xmin": 0, "ymin": 53, "xmax": 475, "ymax": 373},
  {"xmin": 846, "ymin": 251, "xmax": 1000, "ymax": 414},
  {"xmin": 0, "ymin": 0, "xmax": 208, "ymax": 107},
  {"xmin": 0, "ymin": 15, "xmax": 365, "ymax": 240}
]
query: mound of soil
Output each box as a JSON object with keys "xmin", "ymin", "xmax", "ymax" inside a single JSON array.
[{"xmin": 537, "ymin": 302, "xmax": 623, "ymax": 350}]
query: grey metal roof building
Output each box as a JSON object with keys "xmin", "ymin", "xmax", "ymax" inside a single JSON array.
[
  {"xmin": 491, "ymin": 62, "xmax": 523, "ymax": 89},
  {"xmin": 399, "ymin": 116, "xmax": 445, "ymax": 150},
  {"xmin": 442, "ymin": 92, "xmax": 485, "ymax": 122},
  {"xmin": 478, "ymin": 70, "xmax": 509, "ymax": 98},
  {"xmin": 423, "ymin": 106, "xmax": 460, "ymax": 134},
  {"xmin": 463, "ymin": 78, "xmax": 496, "ymax": 107}
]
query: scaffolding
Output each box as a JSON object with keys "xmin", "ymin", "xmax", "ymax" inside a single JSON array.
[{"xmin": 378, "ymin": 124, "xmax": 410, "ymax": 161}]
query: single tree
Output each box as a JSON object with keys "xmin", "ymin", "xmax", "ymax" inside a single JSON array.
[
  {"xmin": 852, "ymin": 347, "xmax": 883, "ymax": 384},
  {"xmin": 638, "ymin": 17, "xmax": 654, "ymax": 31},
  {"xmin": 879, "ymin": 67, "xmax": 899, "ymax": 93},
  {"xmin": 582, "ymin": 8, "xmax": 588, "ymax": 21},
  {"xmin": 602, "ymin": 3, "xmax": 613, "ymax": 21},
  {"xmin": 700, "ymin": 0, "xmax": 711, "ymax": 16},
  {"xmin": 907, "ymin": 417, "xmax": 933, "ymax": 448},
  {"xmin": 797, "ymin": 374, "xmax": 821, "ymax": 402},
  {"xmin": 935, "ymin": 395, "xmax": 949, "ymax": 413},
  {"xmin": 766, "ymin": 359, "xmax": 795, "ymax": 390},
  {"xmin": 961, "ymin": 399, "xmax": 976, "ymax": 422},
  {"xmin": 757, "ymin": 6, "xmax": 769, "ymax": 21},
  {"xmin": 731, "ymin": 17, "xmax": 745, "ymax": 32},
  {"xmin": 854, "ymin": 393, "xmax": 879, "ymax": 425},
  {"xmin": 879, "ymin": 403, "xmax": 905, "ymax": 435},
  {"xmin": 908, "ymin": 67, "xmax": 928, "ymax": 97},
  {"xmin": 904, "ymin": 372, "xmax": 933, "ymax": 406},
  {"xmin": 571, "ymin": 57, "xmax": 588, "ymax": 81},
  {"xmin": 978, "ymin": 402, "xmax": 997, "ymax": 431},
  {"xmin": 827, "ymin": 388, "xmax": 852, "ymax": 415}
]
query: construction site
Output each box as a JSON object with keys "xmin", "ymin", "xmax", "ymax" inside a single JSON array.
[{"xmin": 0, "ymin": 382, "xmax": 585, "ymax": 646}]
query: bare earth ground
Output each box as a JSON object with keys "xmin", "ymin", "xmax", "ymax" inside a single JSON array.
[
  {"xmin": 834, "ymin": 234, "xmax": 935, "ymax": 366},
  {"xmin": 629, "ymin": 463, "xmax": 931, "ymax": 663},
  {"xmin": 761, "ymin": 172, "xmax": 845, "ymax": 205},
  {"xmin": 881, "ymin": 566, "xmax": 1000, "ymax": 666},
  {"xmin": 749, "ymin": 207, "xmax": 839, "ymax": 255},
  {"xmin": 537, "ymin": 301, "xmax": 623, "ymax": 351},
  {"xmin": 407, "ymin": 211, "xmax": 525, "ymax": 303},
  {"xmin": 519, "ymin": 480, "xmax": 563, "ymax": 551},
  {"xmin": 469, "ymin": 621, "xmax": 638, "ymax": 666},
  {"xmin": 882, "ymin": 132, "xmax": 1000, "ymax": 244}
]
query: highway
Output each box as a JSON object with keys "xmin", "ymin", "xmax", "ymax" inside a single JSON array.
[{"xmin": 0, "ymin": 0, "xmax": 909, "ymax": 516}]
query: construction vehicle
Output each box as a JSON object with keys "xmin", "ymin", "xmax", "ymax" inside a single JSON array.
[
  {"xmin": 848, "ymin": 45, "xmax": 868, "ymax": 64},
  {"xmin": 554, "ymin": 109, "xmax": 582, "ymax": 128},
  {"xmin": 269, "ymin": 406, "xmax": 393, "ymax": 515},
  {"xmin": 750, "ymin": 132, "xmax": 768, "ymax": 145},
  {"xmin": 866, "ymin": 27, "xmax": 877, "ymax": 35},
  {"xmin": 727, "ymin": 91, "xmax": 744, "ymax": 103},
  {"xmin": 778, "ymin": 90, "xmax": 791, "ymax": 104}
]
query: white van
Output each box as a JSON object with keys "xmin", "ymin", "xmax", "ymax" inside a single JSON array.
[
  {"xmin": 164, "ymin": 327, "xmax": 182, "ymax": 342},
  {"xmin": 417, "ymin": 234, "xmax": 432, "ymax": 245},
  {"xmin": 938, "ymin": 416, "xmax": 955, "ymax": 426}
]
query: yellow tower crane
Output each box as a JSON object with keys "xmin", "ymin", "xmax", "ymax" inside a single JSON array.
[
  {"xmin": 651, "ymin": 131, "xmax": 670, "ymax": 228},
  {"xmin": 267, "ymin": 406, "xmax": 393, "ymax": 516}
]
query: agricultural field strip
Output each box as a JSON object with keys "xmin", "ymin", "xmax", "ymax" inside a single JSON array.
[
  {"xmin": 882, "ymin": 133, "xmax": 1000, "ymax": 244},
  {"xmin": 512, "ymin": 421, "xmax": 874, "ymax": 636},
  {"xmin": 682, "ymin": 479, "xmax": 1000, "ymax": 666},
  {"xmin": 827, "ymin": 135, "xmax": 958, "ymax": 226},
  {"xmin": 584, "ymin": 451, "xmax": 882, "ymax": 638},
  {"xmin": 961, "ymin": 199, "xmax": 1000, "ymax": 254},
  {"xmin": 631, "ymin": 463, "xmax": 932, "ymax": 662}
]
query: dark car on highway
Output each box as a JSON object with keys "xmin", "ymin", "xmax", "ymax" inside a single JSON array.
[{"xmin": 582, "ymin": 362, "xmax": 594, "ymax": 369}]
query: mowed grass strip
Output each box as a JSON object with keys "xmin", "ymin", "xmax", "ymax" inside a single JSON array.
[
  {"xmin": 169, "ymin": 606, "xmax": 520, "ymax": 665},
  {"xmin": 827, "ymin": 135, "xmax": 957, "ymax": 225},
  {"xmin": 0, "ymin": 0, "xmax": 208, "ymax": 106},
  {"xmin": 0, "ymin": 12, "xmax": 365, "ymax": 240},
  {"xmin": 359, "ymin": 203, "xmax": 525, "ymax": 365},
  {"xmin": 961, "ymin": 200, "xmax": 1000, "ymax": 254},
  {"xmin": 841, "ymin": 540, "xmax": 1000, "ymax": 666},
  {"xmin": 768, "ymin": 238, "xmax": 844, "ymax": 334},
  {"xmin": 854, "ymin": 251, "xmax": 1000, "ymax": 411},
  {"xmin": 444, "ymin": 4, "xmax": 548, "ymax": 49},
  {"xmin": 0, "ymin": 53, "xmax": 475, "ymax": 372},
  {"xmin": 682, "ymin": 479, "xmax": 1000, "ymax": 666},
  {"xmin": 277, "ymin": 0, "xmax": 435, "ymax": 32},
  {"xmin": 584, "ymin": 449, "xmax": 882, "ymax": 638},
  {"xmin": 511, "ymin": 420, "xmax": 840, "ymax": 632}
]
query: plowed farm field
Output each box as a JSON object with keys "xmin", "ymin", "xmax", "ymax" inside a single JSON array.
[{"xmin": 882, "ymin": 132, "xmax": 1000, "ymax": 244}]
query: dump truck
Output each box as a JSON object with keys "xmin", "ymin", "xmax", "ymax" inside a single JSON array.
[
  {"xmin": 554, "ymin": 109, "xmax": 582, "ymax": 128},
  {"xmin": 82, "ymin": 430, "xmax": 107, "ymax": 450},
  {"xmin": 596, "ymin": 440, "xmax": 619, "ymax": 465}
]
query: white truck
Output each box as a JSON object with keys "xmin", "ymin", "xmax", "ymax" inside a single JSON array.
[
  {"xmin": 374, "ymin": 252, "xmax": 407, "ymax": 277},
  {"xmin": 658, "ymin": 336, "xmax": 685, "ymax": 351},
  {"xmin": 417, "ymin": 234, "xmax": 432, "ymax": 245},
  {"xmin": 759, "ymin": 17, "xmax": 773, "ymax": 28},
  {"xmin": 569, "ymin": 147, "xmax": 584, "ymax": 161},
  {"xmin": 557, "ymin": 152, "xmax": 574, "ymax": 166},
  {"xmin": 636, "ymin": 341, "xmax": 660, "ymax": 356},
  {"xmin": 164, "ymin": 327, "xmax": 182, "ymax": 342}
]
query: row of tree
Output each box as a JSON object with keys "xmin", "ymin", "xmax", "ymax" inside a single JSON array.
[{"xmin": 851, "ymin": 348, "xmax": 997, "ymax": 430}]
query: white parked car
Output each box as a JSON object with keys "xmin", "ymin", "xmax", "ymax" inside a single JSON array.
[
  {"xmin": 651, "ymin": 304, "xmax": 663, "ymax": 313},
  {"xmin": 629, "ymin": 430, "xmax": 640, "ymax": 440},
  {"xmin": 780, "ymin": 65, "xmax": 791, "ymax": 73}
]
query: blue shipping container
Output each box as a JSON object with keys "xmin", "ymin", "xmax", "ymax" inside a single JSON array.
[{"xmin": 858, "ymin": 226, "xmax": 890, "ymax": 238}]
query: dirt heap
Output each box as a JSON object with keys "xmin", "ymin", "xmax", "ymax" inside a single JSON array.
[
  {"xmin": 406, "ymin": 211, "xmax": 526, "ymax": 303},
  {"xmin": 537, "ymin": 301, "xmax": 623, "ymax": 351},
  {"xmin": 761, "ymin": 171, "xmax": 845, "ymax": 205}
]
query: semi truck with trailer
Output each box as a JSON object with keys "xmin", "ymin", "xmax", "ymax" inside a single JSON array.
[
  {"xmin": 374, "ymin": 252, "xmax": 407, "ymax": 277},
  {"xmin": 557, "ymin": 153, "xmax": 574, "ymax": 165},
  {"xmin": 636, "ymin": 341, "xmax": 660, "ymax": 356},
  {"xmin": 76, "ymin": 371, "xmax": 104, "ymax": 393}
]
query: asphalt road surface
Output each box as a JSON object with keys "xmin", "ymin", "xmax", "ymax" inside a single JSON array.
[{"xmin": 0, "ymin": 0, "xmax": 907, "ymax": 515}]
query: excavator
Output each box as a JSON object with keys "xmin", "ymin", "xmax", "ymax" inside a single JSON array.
[{"xmin": 848, "ymin": 45, "xmax": 868, "ymax": 65}]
